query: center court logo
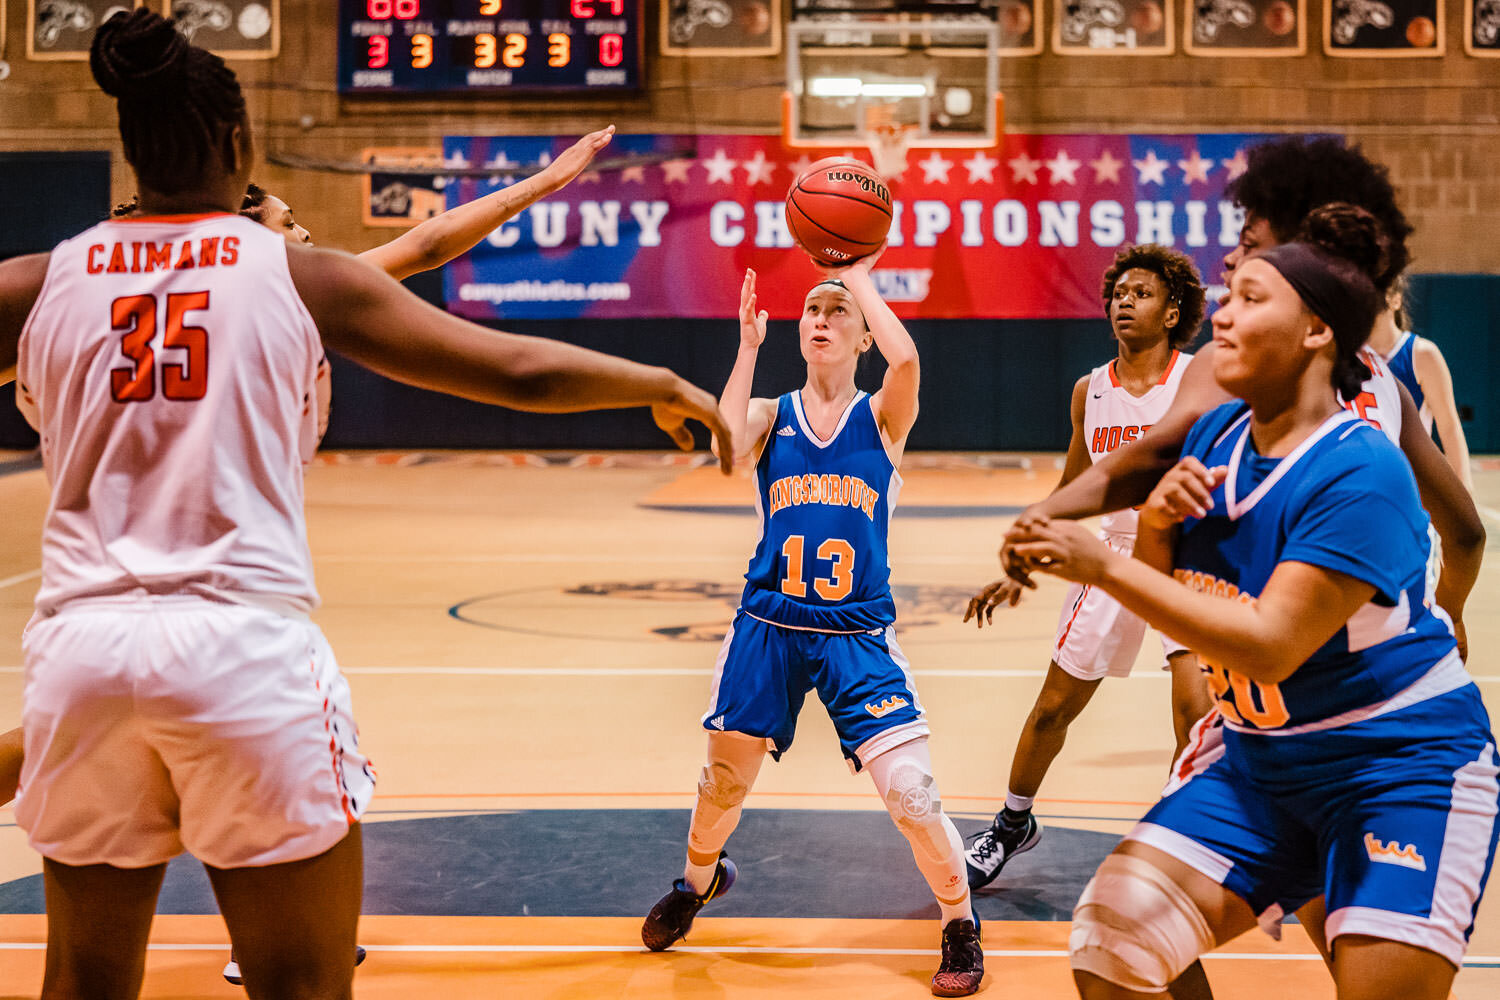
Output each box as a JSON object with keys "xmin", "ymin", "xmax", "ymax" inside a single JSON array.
[
  {"xmin": 1363, "ymin": 832, "xmax": 1427, "ymax": 870},
  {"xmin": 451, "ymin": 580, "xmax": 979, "ymax": 642},
  {"xmin": 864, "ymin": 696, "xmax": 909, "ymax": 719}
]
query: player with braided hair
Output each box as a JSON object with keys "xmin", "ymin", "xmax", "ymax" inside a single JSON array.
[{"xmin": 0, "ymin": 9, "xmax": 731, "ymax": 998}]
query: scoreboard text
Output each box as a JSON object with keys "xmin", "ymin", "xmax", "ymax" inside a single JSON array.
[{"xmin": 338, "ymin": 0, "xmax": 641, "ymax": 93}]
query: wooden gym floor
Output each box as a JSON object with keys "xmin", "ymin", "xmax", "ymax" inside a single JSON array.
[{"xmin": 0, "ymin": 449, "xmax": 1496, "ymax": 999}]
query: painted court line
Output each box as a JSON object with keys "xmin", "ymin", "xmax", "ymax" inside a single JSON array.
[
  {"xmin": 0, "ymin": 942, "xmax": 1492, "ymax": 966},
  {"xmin": 1, "ymin": 664, "xmax": 1498, "ymax": 682},
  {"xmin": 0, "ymin": 569, "xmax": 40, "ymax": 590}
]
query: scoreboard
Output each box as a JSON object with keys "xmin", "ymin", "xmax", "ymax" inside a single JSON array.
[{"xmin": 338, "ymin": 0, "xmax": 641, "ymax": 94}]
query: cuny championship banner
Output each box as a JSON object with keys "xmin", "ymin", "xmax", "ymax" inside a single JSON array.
[{"xmin": 441, "ymin": 133, "xmax": 1274, "ymax": 321}]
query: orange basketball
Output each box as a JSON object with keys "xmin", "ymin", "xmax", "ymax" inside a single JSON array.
[
  {"xmin": 785, "ymin": 157, "xmax": 893, "ymax": 267},
  {"xmin": 1405, "ymin": 16, "xmax": 1436, "ymax": 47},
  {"xmin": 1263, "ymin": 0, "xmax": 1296, "ymax": 35}
]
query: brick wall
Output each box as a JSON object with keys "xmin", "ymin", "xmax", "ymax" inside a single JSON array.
[{"xmin": 1, "ymin": 1, "xmax": 1494, "ymax": 271}]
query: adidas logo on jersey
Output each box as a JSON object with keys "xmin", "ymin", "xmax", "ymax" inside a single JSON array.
[
  {"xmin": 710, "ymin": 715, "xmax": 726, "ymax": 731},
  {"xmin": 864, "ymin": 696, "xmax": 909, "ymax": 719},
  {"xmin": 776, "ymin": 426, "xmax": 796, "ymax": 436},
  {"xmin": 1363, "ymin": 832, "xmax": 1427, "ymax": 870}
]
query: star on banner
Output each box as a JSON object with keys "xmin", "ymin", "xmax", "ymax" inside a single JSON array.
[
  {"xmin": 702, "ymin": 149, "xmax": 738, "ymax": 184},
  {"xmin": 1221, "ymin": 149, "xmax": 1249, "ymax": 181},
  {"xmin": 917, "ymin": 151, "xmax": 953, "ymax": 184},
  {"xmin": 1089, "ymin": 150, "xmax": 1124, "ymax": 184},
  {"xmin": 621, "ymin": 166, "xmax": 647, "ymax": 184},
  {"xmin": 1003, "ymin": 151, "xmax": 1037, "ymax": 185},
  {"xmin": 742, "ymin": 151, "xmax": 777, "ymax": 186},
  {"xmin": 786, "ymin": 154, "xmax": 815, "ymax": 181},
  {"xmin": 443, "ymin": 150, "xmax": 472, "ymax": 170},
  {"xmin": 483, "ymin": 150, "xmax": 520, "ymax": 171},
  {"xmin": 1045, "ymin": 149, "xmax": 1082, "ymax": 185},
  {"xmin": 1133, "ymin": 150, "xmax": 1169, "ymax": 186},
  {"xmin": 576, "ymin": 171, "xmax": 602, "ymax": 184},
  {"xmin": 1178, "ymin": 149, "xmax": 1214, "ymax": 185},
  {"xmin": 661, "ymin": 159, "xmax": 693, "ymax": 184}
]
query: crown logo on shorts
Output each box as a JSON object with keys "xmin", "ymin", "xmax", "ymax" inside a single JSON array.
[
  {"xmin": 864, "ymin": 696, "xmax": 909, "ymax": 719},
  {"xmin": 1363, "ymin": 832, "xmax": 1427, "ymax": 870}
]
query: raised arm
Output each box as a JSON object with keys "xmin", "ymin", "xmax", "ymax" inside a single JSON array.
[
  {"xmin": 1412, "ymin": 337, "xmax": 1473, "ymax": 490},
  {"xmin": 719, "ymin": 268, "xmax": 777, "ymax": 466},
  {"xmin": 830, "ymin": 251, "xmax": 919, "ymax": 448},
  {"xmin": 288, "ymin": 244, "xmax": 732, "ymax": 471},
  {"xmin": 359, "ymin": 126, "xmax": 615, "ymax": 282}
]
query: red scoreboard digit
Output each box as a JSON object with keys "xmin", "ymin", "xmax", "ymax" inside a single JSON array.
[{"xmin": 338, "ymin": 0, "xmax": 641, "ymax": 93}]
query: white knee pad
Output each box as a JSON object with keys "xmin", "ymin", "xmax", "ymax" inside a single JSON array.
[
  {"xmin": 880, "ymin": 759, "xmax": 950, "ymax": 863},
  {"xmin": 1069, "ymin": 853, "xmax": 1216, "ymax": 994},
  {"xmin": 688, "ymin": 758, "xmax": 751, "ymax": 852}
]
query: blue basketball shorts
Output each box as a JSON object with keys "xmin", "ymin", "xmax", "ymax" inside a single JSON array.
[
  {"xmin": 1126, "ymin": 684, "xmax": 1499, "ymax": 966},
  {"xmin": 701, "ymin": 611, "xmax": 928, "ymax": 771}
]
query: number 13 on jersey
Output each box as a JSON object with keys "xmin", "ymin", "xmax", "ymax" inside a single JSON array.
[{"xmin": 780, "ymin": 535, "xmax": 855, "ymax": 601}]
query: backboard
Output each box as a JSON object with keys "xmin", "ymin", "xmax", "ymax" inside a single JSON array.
[{"xmin": 783, "ymin": 7, "xmax": 1004, "ymax": 173}]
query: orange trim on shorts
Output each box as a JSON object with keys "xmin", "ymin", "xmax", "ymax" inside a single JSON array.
[
  {"xmin": 1055, "ymin": 585, "xmax": 1091, "ymax": 652},
  {"xmin": 310, "ymin": 656, "xmax": 358, "ymax": 826}
]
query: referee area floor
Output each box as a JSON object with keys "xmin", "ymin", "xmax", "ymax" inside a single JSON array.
[{"xmin": 1, "ymin": 450, "xmax": 1497, "ymax": 998}]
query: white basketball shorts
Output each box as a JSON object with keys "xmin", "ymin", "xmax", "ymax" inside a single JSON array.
[
  {"xmin": 1052, "ymin": 532, "xmax": 1188, "ymax": 681},
  {"xmin": 16, "ymin": 596, "xmax": 375, "ymax": 869}
]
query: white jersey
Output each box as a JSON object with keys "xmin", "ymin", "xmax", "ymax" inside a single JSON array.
[
  {"xmin": 1086, "ymin": 350, "xmax": 1193, "ymax": 536},
  {"xmin": 17, "ymin": 213, "xmax": 323, "ymax": 615},
  {"xmin": 1341, "ymin": 346, "xmax": 1403, "ymax": 447}
]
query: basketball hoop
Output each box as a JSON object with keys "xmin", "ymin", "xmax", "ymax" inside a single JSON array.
[{"xmin": 864, "ymin": 106, "xmax": 917, "ymax": 182}]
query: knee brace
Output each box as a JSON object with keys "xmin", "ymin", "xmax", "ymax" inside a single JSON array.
[
  {"xmin": 1069, "ymin": 853, "xmax": 1216, "ymax": 994},
  {"xmin": 688, "ymin": 758, "xmax": 750, "ymax": 852},
  {"xmin": 881, "ymin": 760, "xmax": 949, "ymax": 863}
]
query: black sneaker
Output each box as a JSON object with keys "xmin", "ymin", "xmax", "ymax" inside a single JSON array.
[
  {"xmin": 641, "ymin": 854, "xmax": 737, "ymax": 951},
  {"xmin": 931, "ymin": 915, "xmax": 984, "ymax": 997},
  {"xmin": 222, "ymin": 945, "xmax": 367, "ymax": 986},
  {"xmin": 964, "ymin": 810, "xmax": 1042, "ymax": 890}
]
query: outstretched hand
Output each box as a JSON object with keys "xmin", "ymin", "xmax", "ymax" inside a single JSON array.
[
  {"xmin": 541, "ymin": 125, "xmax": 615, "ymax": 191},
  {"xmin": 653, "ymin": 379, "xmax": 735, "ymax": 476},
  {"xmin": 739, "ymin": 268, "xmax": 768, "ymax": 349},
  {"xmin": 963, "ymin": 577, "xmax": 1026, "ymax": 628}
]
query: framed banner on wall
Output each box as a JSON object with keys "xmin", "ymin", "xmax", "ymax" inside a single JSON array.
[
  {"xmin": 1185, "ymin": 0, "xmax": 1305, "ymax": 55},
  {"xmin": 160, "ymin": 0, "xmax": 279, "ymax": 59},
  {"xmin": 29, "ymin": 0, "xmax": 145, "ymax": 60},
  {"xmin": 1053, "ymin": 0, "xmax": 1174, "ymax": 54},
  {"xmin": 1324, "ymin": 0, "xmax": 1442, "ymax": 56},
  {"xmin": 662, "ymin": 0, "xmax": 781, "ymax": 56},
  {"xmin": 1467, "ymin": 0, "xmax": 1500, "ymax": 55},
  {"xmin": 361, "ymin": 147, "xmax": 445, "ymax": 228}
]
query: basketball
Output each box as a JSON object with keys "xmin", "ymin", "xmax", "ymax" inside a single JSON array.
[{"xmin": 785, "ymin": 157, "xmax": 893, "ymax": 267}]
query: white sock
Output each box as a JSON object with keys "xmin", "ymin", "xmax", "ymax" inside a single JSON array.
[
  {"xmin": 683, "ymin": 857, "xmax": 720, "ymax": 896},
  {"xmin": 1004, "ymin": 791, "xmax": 1035, "ymax": 815},
  {"xmin": 937, "ymin": 889, "xmax": 974, "ymax": 927}
]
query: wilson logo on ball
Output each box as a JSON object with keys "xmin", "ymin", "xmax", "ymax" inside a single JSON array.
[{"xmin": 825, "ymin": 171, "xmax": 891, "ymax": 204}]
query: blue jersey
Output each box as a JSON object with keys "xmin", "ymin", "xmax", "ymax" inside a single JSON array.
[
  {"xmin": 1383, "ymin": 331, "xmax": 1423, "ymax": 412},
  {"xmin": 1176, "ymin": 402, "xmax": 1456, "ymax": 734},
  {"xmin": 739, "ymin": 392, "xmax": 900, "ymax": 632}
]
